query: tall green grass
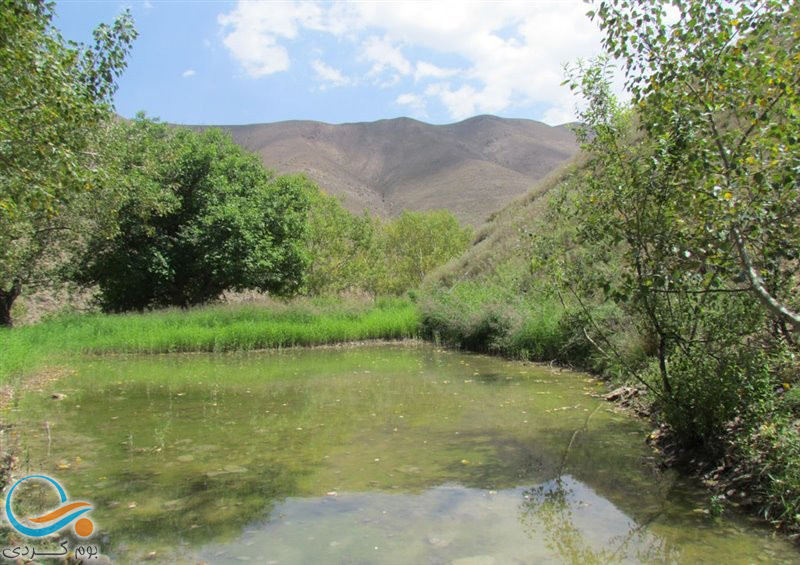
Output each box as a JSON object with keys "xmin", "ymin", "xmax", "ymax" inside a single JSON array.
[
  {"xmin": 0, "ymin": 297, "xmax": 419, "ymax": 384},
  {"xmin": 418, "ymin": 279, "xmax": 640, "ymax": 377},
  {"xmin": 419, "ymin": 281, "xmax": 567, "ymax": 360}
]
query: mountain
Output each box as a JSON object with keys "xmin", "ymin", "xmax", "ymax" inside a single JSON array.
[{"xmin": 202, "ymin": 115, "xmax": 577, "ymax": 225}]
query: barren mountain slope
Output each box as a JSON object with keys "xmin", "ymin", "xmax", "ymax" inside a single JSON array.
[{"xmin": 208, "ymin": 115, "xmax": 577, "ymax": 225}]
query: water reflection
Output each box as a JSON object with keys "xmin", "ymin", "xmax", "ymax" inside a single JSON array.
[
  {"xmin": 519, "ymin": 475, "xmax": 678, "ymax": 564},
  {"xmin": 4, "ymin": 346, "xmax": 798, "ymax": 563}
]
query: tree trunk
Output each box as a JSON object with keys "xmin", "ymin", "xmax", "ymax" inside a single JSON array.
[{"xmin": 0, "ymin": 279, "xmax": 22, "ymax": 327}]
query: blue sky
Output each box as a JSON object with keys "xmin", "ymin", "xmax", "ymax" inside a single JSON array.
[{"xmin": 55, "ymin": 1, "xmax": 610, "ymax": 126}]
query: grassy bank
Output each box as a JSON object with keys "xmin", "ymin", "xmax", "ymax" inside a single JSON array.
[
  {"xmin": 0, "ymin": 296, "xmax": 419, "ymax": 384},
  {"xmin": 421, "ymin": 282, "xmax": 800, "ymax": 539}
]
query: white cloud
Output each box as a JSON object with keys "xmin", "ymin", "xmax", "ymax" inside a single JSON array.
[
  {"xmin": 396, "ymin": 92, "xmax": 427, "ymax": 116},
  {"xmin": 181, "ymin": 69, "xmax": 196, "ymax": 78},
  {"xmin": 542, "ymin": 104, "xmax": 577, "ymax": 126},
  {"xmin": 142, "ymin": 0, "xmax": 153, "ymax": 10},
  {"xmin": 361, "ymin": 35, "xmax": 412, "ymax": 77},
  {"xmin": 218, "ymin": 1, "xmax": 617, "ymax": 123},
  {"xmin": 311, "ymin": 60, "xmax": 351, "ymax": 87},
  {"xmin": 217, "ymin": 1, "xmax": 326, "ymax": 77},
  {"xmin": 414, "ymin": 61, "xmax": 458, "ymax": 82}
]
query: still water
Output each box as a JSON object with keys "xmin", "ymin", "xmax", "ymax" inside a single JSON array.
[{"xmin": 3, "ymin": 344, "xmax": 798, "ymax": 563}]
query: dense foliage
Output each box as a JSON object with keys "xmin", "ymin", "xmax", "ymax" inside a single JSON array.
[
  {"xmin": 380, "ymin": 210, "xmax": 473, "ymax": 295},
  {"xmin": 568, "ymin": 0, "xmax": 799, "ymax": 445},
  {"xmin": 304, "ymin": 189, "xmax": 472, "ymax": 297},
  {"xmin": 75, "ymin": 118, "xmax": 311, "ymax": 311},
  {"xmin": 62, "ymin": 115, "xmax": 471, "ymax": 312},
  {"xmin": 304, "ymin": 189, "xmax": 382, "ymax": 295},
  {"xmin": 0, "ymin": 0, "xmax": 135, "ymax": 325}
]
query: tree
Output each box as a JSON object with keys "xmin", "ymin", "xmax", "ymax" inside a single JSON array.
[
  {"xmin": 565, "ymin": 0, "xmax": 799, "ymax": 445},
  {"xmin": 76, "ymin": 118, "xmax": 311, "ymax": 311},
  {"xmin": 379, "ymin": 210, "xmax": 473, "ymax": 295},
  {"xmin": 589, "ymin": 0, "xmax": 800, "ymax": 331},
  {"xmin": 0, "ymin": 0, "xmax": 136, "ymax": 325},
  {"xmin": 304, "ymin": 188, "xmax": 382, "ymax": 295}
]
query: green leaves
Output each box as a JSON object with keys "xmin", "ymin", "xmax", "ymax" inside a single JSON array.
[
  {"xmin": 0, "ymin": 1, "xmax": 136, "ymax": 324},
  {"xmin": 379, "ymin": 210, "xmax": 473, "ymax": 295},
  {"xmin": 566, "ymin": 0, "xmax": 800, "ymax": 444},
  {"xmin": 303, "ymin": 188, "xmax": 472, "ymax": 297},
  {"xmin": 76, "ymin": 119, "xmax": 311, "ymax": 312}
]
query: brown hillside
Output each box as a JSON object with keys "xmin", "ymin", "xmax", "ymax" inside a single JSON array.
[{"xmin": 199, "ymin": 115, "xmax": 577, "ymax": 225}]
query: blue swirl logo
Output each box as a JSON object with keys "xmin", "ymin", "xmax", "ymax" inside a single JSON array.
[{"xmin": 4, "ymin": 475, "xmax": 94, "ymax": 537}]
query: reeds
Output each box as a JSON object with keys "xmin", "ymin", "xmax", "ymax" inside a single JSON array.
[{"xmin": 0, "ymin": 296, "xmax": 419, "ymax": 383}]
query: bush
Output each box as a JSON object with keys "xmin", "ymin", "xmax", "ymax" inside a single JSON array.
[
  {"xmin": 660, "ymin": 348, "xmax": 775, "ymax": 450},
  {"xmin": 739, "ymin": 416, "xmax": 800, "ymax": 530},
  {"xmin": 420, "ymin": 281, "xmax": 612, "ymax": 367}
]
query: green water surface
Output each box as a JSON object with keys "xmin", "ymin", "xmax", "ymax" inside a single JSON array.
[{"xmin": 3, "ymin": 344, "xmax": 797, "ymax": 563}]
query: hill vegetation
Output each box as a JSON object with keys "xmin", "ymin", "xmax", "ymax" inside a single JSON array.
[{"xmin": 4, "ymin": 111, "xmax": 474, "ymax": 324}]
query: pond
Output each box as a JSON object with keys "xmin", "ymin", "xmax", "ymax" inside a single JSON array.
[{"xmin": 3, "ymin": 344, "xmax": 797, "ymax": 563}]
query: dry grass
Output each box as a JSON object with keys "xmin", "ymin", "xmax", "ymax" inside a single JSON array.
[{"xmin": 426, "ymin": 155, "xmax": 585, "ymax": 288}]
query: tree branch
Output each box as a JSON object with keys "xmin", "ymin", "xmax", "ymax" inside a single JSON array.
[{"xmin": 733, "ymin": 225, "xmax": 800, "ymax": 330}]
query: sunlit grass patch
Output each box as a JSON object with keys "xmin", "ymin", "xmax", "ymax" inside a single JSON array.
[{"xmin": 0, "ymin": 296, "xmax": 419, "ymax": 383}]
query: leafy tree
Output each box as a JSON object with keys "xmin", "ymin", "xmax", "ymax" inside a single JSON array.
[
  {"xmin": 0, "ymin": 0, "xmax": 136, "ymax": 326},
  {"xmin": 76, "ymin": 118, "xmax": 311, "ymax": 311},
  {"xmin": 565, "ymin": 0, "xmax": 799, "ymax": 445},
  {"xmin": 379, "ymin": 210, "xmax": 473, "ymax": 295},
  {"xmin": 304, "ymin": 188, "xmax": 382, "ymax": 295},
  {"xmin": 589, "ymin": 0, "xmax": 800, "ymax": 331}
]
